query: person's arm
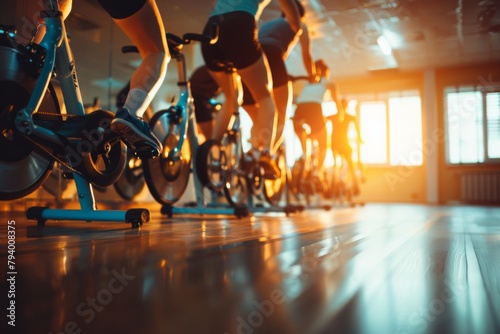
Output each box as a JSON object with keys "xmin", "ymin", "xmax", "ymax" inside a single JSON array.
[
  {"xmin": 298, "ymin": 23, "xmax": 316, "ymax": 82},
  {"xmin": 277, "ymin": 0, "xmax": 302, "ymax": 35}
]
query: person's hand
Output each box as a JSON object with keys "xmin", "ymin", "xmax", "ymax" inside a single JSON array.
[{"xmin": 309, "ymin": 74, "xmax": 320, "ymax": 83}]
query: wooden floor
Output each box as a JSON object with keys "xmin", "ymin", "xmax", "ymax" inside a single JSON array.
[{"xmin": 1, "ymin": 202, "xmax": 500, "ymax": 334}]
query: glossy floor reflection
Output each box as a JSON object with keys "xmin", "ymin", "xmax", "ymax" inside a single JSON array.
[{"xmin": 1, "ymin": 203, "xmax": 500, "ymax": 334}]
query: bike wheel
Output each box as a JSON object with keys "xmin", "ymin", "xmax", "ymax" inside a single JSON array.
[
  {"xmin": 196, "ymin": 139, "xmax": 226, "ymax": 191},
  {"xmin": 143, "ymin": 110, "xmax": 191, "ymax": 205},
  {"xmin": 247, "ymin": 160, "xmax": 264, "ymax": 197},
  {"xmin": 0, "ymin": 47, "xmax": 59, "ymax": 200},
  {"xmin": 221, "ymin": 134, "xmax": 248, "ymax": 206},
  {"xmin": 114, "ymin": 149, "xmax": 145, "ymax": 200},
  {"xmin": 263, "ymin": 148, "xmax": 287, "ymax": 205}
]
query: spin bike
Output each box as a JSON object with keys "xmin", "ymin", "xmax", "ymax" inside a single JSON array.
[
  {"xmin": 196, "ymin": 62, "xmax": 298, "ymax": 216},
  {"xmin": 328, "ymin": 147, "xmax": 366, "ymax": 207},
  {"xmin": 196, "ymin": 60, "xmax": 250, "ymax": 208},
  {"xmin": 290, "ymin": 117, "xmax": 330, "ymax": 210},
  {"xmin": 288, "ymin": 76, "xmax": 330, "ymax": 209},
  {"xmin": 0, "ymin": 1, "xmax": 148, "ymax": 227},
  {"xmin": 122, "ymin": 28, "xmax": 250, "ymax": 218}
]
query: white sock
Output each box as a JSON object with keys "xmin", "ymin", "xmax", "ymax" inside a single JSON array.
[{"xmin": 123, "ymin": 88, "xmax": 151, "ymax": 118}]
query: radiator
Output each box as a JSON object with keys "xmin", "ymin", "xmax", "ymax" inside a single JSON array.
[{"xmin": 461, "ymin": 172, "xmax": 500, "ymax": 205}]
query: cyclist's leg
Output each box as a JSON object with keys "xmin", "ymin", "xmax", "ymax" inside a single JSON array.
[
  {"xmin": 260, "ymin": 43, "xmax": 290, "ymax": 152},
  {"xmin": 238, "ymin": 54, "xmax": 276, "ymax": 154},
  {"xmin": 241, "ymin": 79, "xmax": 257, "ymax": 139},
  {"xmin": 242, "ymin": 44, "xmax": 289, "ymax": 153},
  {"xmin": 239, "ymin": 57, "xmax": 281, "ymax": 178},
  {"xmin": 292, "ymin": 104, "xmax": 312, "ymax": 160},
  {"xmin": 272, "ymin": 81, "xmax": 292, "ymax": 152},
  {"xmin": 310, "ymin": 119, "xmax": 327, "ymax": 174},
  {"xmin": 99, "ymin": 0, "xmax": 168, "ymax": 156},
  {"xmin": 103, "ymin": 0, "xmax": 168, "ymax": 118},
  {"xmin": 206, "ymin": 69, "xmax": 241, "ymax": 141}
]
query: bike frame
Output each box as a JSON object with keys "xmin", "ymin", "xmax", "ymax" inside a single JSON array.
[
  {"xmin": 167, "ymin": 51, "xmax": 191, "ymax": 162},
  {"xmin": 153, "ymin": 37, "xmax": 247, "ymax": 217},
  {"xmin": 289, "ymin": 118, "xmax": 330, "ymax": 210},
  {"xmin": 17, "ymin": 0, "xmax": 85, "ymax": 145},
  {"xmin": 18, "ymin": 0, "xmax": 148, "ymax": 226}
]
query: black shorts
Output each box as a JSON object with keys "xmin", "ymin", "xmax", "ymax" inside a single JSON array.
[
  {"xmin": 293, "ymin": 102, "xmax": 326, "ymax": 134},
  {"xmin": 201, "ymin": 11, "xmax": 262, "ymax": 72},
  {"xmin": 263, "ymin": 44, "xmax": 288, "ymax": 88},
  {"xmin": 241, "ymin": 44, "xmax": 288, "ymax": 106},
  {"xmin": 97, "ymin": 0, "xmax": 147, "ymax": 19}
]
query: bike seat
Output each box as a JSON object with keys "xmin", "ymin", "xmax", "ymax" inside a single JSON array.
[{"xmin": 166, "ymin": 33, "xmax": 183, "ymax": 56}]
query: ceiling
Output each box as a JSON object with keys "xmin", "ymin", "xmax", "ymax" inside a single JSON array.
[{"xmin": 6, "ymin": 0, "xmax": 500, "ymax": 107}]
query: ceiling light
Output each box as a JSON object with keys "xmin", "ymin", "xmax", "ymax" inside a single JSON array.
[{"xmin": 377, "ymin": 35, "xmax": 392, "ymax": 55}]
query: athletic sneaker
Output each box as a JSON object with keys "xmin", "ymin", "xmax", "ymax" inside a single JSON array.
[
  {"xmin": 259, "ymin": 150, "xmax": 281, "ymax": 180},
  {"xmin": 111, "ymin": 108, "xmax": 162, "ymax": 159}
]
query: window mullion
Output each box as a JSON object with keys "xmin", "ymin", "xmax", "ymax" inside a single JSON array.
[
  {"xmin": 482, "ymin": 91, "xmax": 488, "ymax": 162},
  {"xmin": 385, "ymin": 98, "xmax": 390, "ymax": 166}
]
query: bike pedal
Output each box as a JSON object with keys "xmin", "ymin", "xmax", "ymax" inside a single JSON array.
[{"xmin": 132, "ymin": 147, "xmax": 159, "ymax": 159}]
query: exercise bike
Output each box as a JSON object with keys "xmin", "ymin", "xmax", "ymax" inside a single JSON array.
[
  {"xmin": 327, "ymin": 148, "xmax": 366, "ymax": 207},
  {"xmin": 122, "ymin": 28, "xmax": 250, "ymax": 218},
  {"xmin": 0, "ymin": 1, "xmax": 149, "ymax": 227},
  {"xmin": 289, "ymin": 117, "xmax": 330, "ymax": 210},
  {"xmin": 195, "ymin": 62, "xmax": 299, "ymax": 216}
]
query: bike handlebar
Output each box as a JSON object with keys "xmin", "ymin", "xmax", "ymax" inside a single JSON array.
[
  {"xmin": 183, "ymin": 22, "xmax": 219, "ymax": 44},
  {"xmin": 288, "ymin": 75, "xmax": 311, "ymax": 82},
  {"xmin": 121, "ymin": 45, "xmax": 139, "ymax": 54},
  {"xmin": 121, "ymin": 23, "xmax": 219, "ymax": 54}
]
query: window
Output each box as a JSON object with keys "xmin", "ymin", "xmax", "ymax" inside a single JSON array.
[
  {"xmin": 359, "ymin": 101, "xmax": 387, "ymax": 164},
  {"xmin": 389, "ymin": 96, "xmax": 423, "ymax": 166},
  {"xmin": 358, "ymin": 93, "xmax": 423, "ymax": 166},
  {"xmin": 445, "ymin": 87, "xmax": 500, "ymax": 164},
  {"xmin": 487, "ymin": 93, "xmax": 500, "ymax": 159}
]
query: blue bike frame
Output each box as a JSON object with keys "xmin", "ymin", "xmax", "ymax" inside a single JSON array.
[{"xmin": 18, "ymin": 0, "xmax": 149, "ymax": 226}]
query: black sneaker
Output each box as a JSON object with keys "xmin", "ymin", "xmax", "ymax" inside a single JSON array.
[
  {"xmin": 111, "ymin": 108, "xmax": 162, "ymax": 158},
  {"xmin": 259, "ymin": 151, "xmax": 281, "ymax": 179}
]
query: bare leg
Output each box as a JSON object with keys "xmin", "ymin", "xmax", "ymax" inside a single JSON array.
[
  {"xmin": 293, "ymin": 120, "xmax": 308, "ymax": 160},
  {"xmin": 272, "ymin": 81, "xmax": 292, "ymax": 152},
  {"xmin": 242, "ymin": 104, "xmax": 259, "ymax": 145},
  {"xmin": 311, "ymin": 125, "xmax": 327, "ymax": 174},
  {"xmin": 238, "ymin": 54, "xmax": 277, "ymax": 153},
  {"xmin": 113, "ymin": 0, "xmax": 168, "ymax": 118},
  {"xmin": 245, "ymin": 82, "xmax": 290, "ymax": 152},
  {"xmin": 206, "ymin": 70, "xmax": 241, "ymax": 141}
]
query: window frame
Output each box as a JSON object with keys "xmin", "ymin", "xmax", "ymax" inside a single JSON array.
[
  {"xmin": 355, "ymin": 90, "xmax": 423, "ymax": 167},
  {"xmin": 444, "ymin": 85, "xmax": 500, "ymax": 165}
]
